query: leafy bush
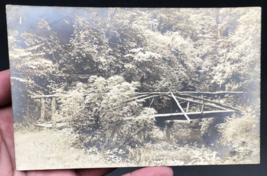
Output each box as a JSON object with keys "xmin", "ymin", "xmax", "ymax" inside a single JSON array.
[
  {"xmin": 179, "ymin": 144, "xmax": 221, "ymax": 165},
  {"xmin": 171, "ymin": 122, "xmax": 193, "ymax": 142},
  {"xmin": 217, "ymin": 109, "xmax": 260, "ymax": 164},
  {"xmin": 199, "ymin": 118, "xmax": 215, "ymax": 136},
  {"xmin": 56, "ymin": 75, "xmax": 158, "ymax": 155}
]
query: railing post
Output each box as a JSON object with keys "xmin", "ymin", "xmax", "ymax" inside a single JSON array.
[
  {"xmin": 186, "ymin": 102, "xmax": 190, "ymax": 113},
  {"xmin": 40, "ymin": 98, "xmax": 45, "ymax": 122},
  {"xmin": 170, "ymin": 93, "xmax": 191, "ymax": 122},
  {"xmin": 51, "ymin": 97, "xmax": 57, "ymax": 129},
  {"xmin": 165, "ymin": 121, "xmax": 171, "ymax": 143},
  {"xmin": 201, "ymin": 94, "xmax": 204, "ymax": 114},
  {"xmin": 171, "ymin": 98, "xmax": 172, "ymax": 114}
]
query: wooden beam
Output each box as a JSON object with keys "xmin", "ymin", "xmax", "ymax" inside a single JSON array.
[
  {"xmin": 31, "ymin": 91, "xmax": 243, "ymax": 99},
  {"xmin": 32, "ymin": 94, "xmax": 84, "ymax": 99},
  {"xmin": 154, "ymin": 109, "xmax": 234, "ymax": 117},
  {"xmin": 170, "ymin": 99, "xmax": 172, "ymax": 113},
  {"xmin": 123, "ymin": 116, "xmax": 155, "ymax": 120},
  {"xmin": 178, "ymin": 95, "xmax": 240, "ymax": 112},
  {"xmin": 149, "ymin": 98, "xmax": 154, "ymax": 107},
  {"xmin": 186, "ymin": 102, "xmax": 190, "ymax": 113},
  {"xmin": 123, "ymin": 116, "xmax": 191, "ymax": 123},
  {"xmin": 135, "ymin": 92, "xmax": 171, "ymax": 95},
  {"xmin": 180, "ymin": 93, "xmax": 237, "ymax": 111},
  {"xmin": 165, "ymin": 120, "xmax": 192, "ymax": 124},
  {"xmin": 32, "ymin": 94, "xmax": 85, "ymax": 99},
  {"xmin": 35, "ymin": 123, "xmax": 67, "ymax": 128},
  {"xmin": 176, "ymin": 91, "xmax": 243, "ymax": 95},
  {"xmin": 32, "ymin": 92, "xmax": 162, "ymax": 99},
  {"xmin": 169, "ymin": 120, "xmax": 192, "ymax": 124},
  {"xmin": 171, "ymin": 92, "xmax": 191, "ymax": 122},
  {"xmin": 32, "ymin": 94, "xmax": 61, "ymax": 98},
  {"xmin": 124, "ymin": 109, "xmax": 234, "ymax": 121},
  {"xmin": 136, "ymin": 94, "xmax": 165, "ymax": 102},
  {"xmin": 124, "ymin": 94, "xmax": 150, "ymax": 102},
  {"xmin": 135, "ymin": 91, "xmax": 243, "ymax": 95},
  {"xmin": 175, "ymin": 95, "xmax": 227, "ymax": 110}
]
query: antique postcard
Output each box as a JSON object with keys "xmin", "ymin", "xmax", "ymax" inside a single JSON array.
[{"xmin": 6, "ymin": 6, "xmax": 261, "ymax": 170}]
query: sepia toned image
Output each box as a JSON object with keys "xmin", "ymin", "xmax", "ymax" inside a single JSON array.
[{"xmin": 6, "ymin": 6, "xmax": 261, "ymax": 170}]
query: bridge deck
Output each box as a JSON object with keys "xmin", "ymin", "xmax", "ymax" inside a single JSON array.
[
  {"xmin": 32, "ymin": 91, "xmax": 241, "ymax": 126},
  {"xmin": 154, "ymin": 110, "xmax": 234, "ymax": 120}
]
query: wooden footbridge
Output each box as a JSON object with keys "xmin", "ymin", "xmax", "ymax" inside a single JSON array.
[
  {"xmin": 124, "ymin": 91, "xmax": 242, "ymax": 124},
  {"xmin": 124, "ymin": 91, "xmax": 243, "ymax": 142},
  {"xmin": 31, "ymin": 91, "xmax": 243, "ymax": 129}
]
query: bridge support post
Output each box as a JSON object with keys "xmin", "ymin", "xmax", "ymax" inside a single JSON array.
[
  {"xmin": 165, "ymin": 121, "xmax": 173, "ymax": 143},
  {"xmin": 201, "ymin": 94, "xmax": 204, "ymax": 114},
  {"xmin": 51, "ymin": 97, "xmax": 57, "ymax": 130},
  {"xmin": 186, "ymin": 102, "xmax": 190, "ymax": 113},
  {"xmin": 40, "ymin": 98, "xmax": 45, "ymax": 122}
]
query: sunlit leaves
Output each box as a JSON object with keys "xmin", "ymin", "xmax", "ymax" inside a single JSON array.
[
  {"xmin": 37, "ymin": 18, "xmax": 51, "ymax": 31},
  {"xmin": 217, "ymin": 111, "xmax": 260, "ymax": 163}
]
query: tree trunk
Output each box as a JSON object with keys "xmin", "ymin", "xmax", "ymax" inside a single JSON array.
[
  {"xmin": 217, "ymin": 27, "xmax": 221, "ymax": 38},
  {"xmin": 26, "ymin": 102, "xmax": 30, "ymax": 119}
]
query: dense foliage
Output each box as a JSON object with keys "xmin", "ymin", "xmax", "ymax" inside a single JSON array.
[{"xmin": 7, "ymin": 7, "xmax": 260, "ymax": 164}]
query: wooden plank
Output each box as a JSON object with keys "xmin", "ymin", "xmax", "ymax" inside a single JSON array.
[
  {"xmin": 171, "ymin": 92, "xmax": 191, "ymax": 122},
  {"xmin": 123, "ymin": 117, "xmax": 191, "ymax": 123},
  {"xmin": 176, "ymin": 91, "xmax": 243, "ymax": 95},
  {"xmin": 154, "ymin": 109, "xmax": 234, "ymax": 117},
  {"xmin": 124, "ymin": 109, "xmax": 233, "ymax": 121},
  {"xmin": 170, "ymin": 120, "xmax": 192, "ymax": 124},
  {"xmin": 123, "ymin": 116, "xmax": 155, "ymax": 120},
  {"xmin": 135, "ymin": 91, "xmax": 243, "ymax": 95},
  {"xmin": 35, "ymin": 123, "xmax": 67, "ymax": 128},
  {"xmin": 135, "ymin": 92, "xmax": 171, "ymax": 95}
]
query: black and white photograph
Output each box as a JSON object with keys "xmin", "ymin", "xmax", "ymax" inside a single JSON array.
[{"xmin": 6, "ymin": 6, "xmax": 261, "ymax": 170}]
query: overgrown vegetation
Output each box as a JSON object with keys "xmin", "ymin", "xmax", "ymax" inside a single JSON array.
[{"xmin": 7, "ymin": 7, "xmax": 260, "ymax": 165}]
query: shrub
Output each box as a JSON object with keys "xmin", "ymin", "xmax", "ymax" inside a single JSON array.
[
  {"xmin": 217, "ymin": 108, "xmax": 260, "ymax": 164},
  {"xmin": 57, "ymin": 75, "xmax": 158, "ymax": 156}
]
